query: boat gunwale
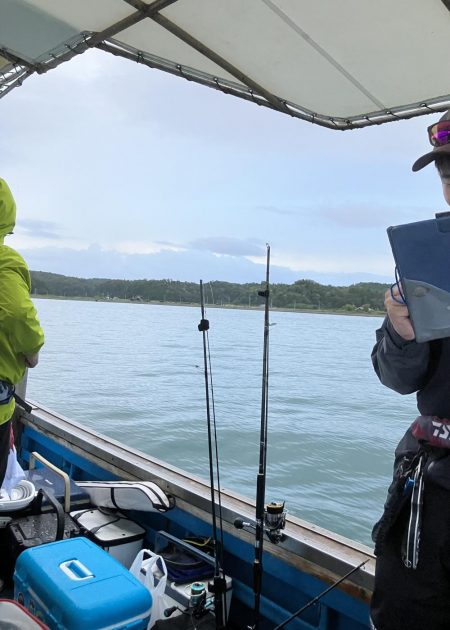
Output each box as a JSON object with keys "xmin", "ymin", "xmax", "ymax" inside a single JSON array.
[{"xmin": 16, "ymin": 400, "xmax": 375, "ymax": 601}]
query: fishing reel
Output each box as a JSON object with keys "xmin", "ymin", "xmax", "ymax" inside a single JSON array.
[
  {"xmin": 163, "ymin": 581, "xmax": 211, "ymax": 621},
  {"xmin": 190, "ymin": 581, "xmax": 208, "ymax": 618},
  {"xmin": 264, "ymin": 500, "xmax": 286, "ymax": 543},
  {"xmin": 234, "ymin": 500, "xmax": 287, "ymax": 544}
]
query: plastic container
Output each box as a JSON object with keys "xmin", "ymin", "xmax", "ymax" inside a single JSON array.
[
  {"xmin": 14, "ymin": 537, "xmax": 152, "ymax": 630},
  {"xmin": 0, "ymin": 480, "xmax": 36, "ymax": 512},
  {"xmin": 70, "ymin": 508, "xmax": 145, "ymax": 568},
  {"xmin": 0, "ymin": 599, "xmax": 49, "ymax": 629}
]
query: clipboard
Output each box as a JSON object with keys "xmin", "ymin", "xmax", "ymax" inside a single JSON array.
[{"xmin": 387, "ymin": 212, "xmax": 450, "ymax": 342}]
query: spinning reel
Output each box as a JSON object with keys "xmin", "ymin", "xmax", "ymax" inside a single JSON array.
[{"xmin": 234, "ymin": 499, "xmax": 287, "ymax": 544}]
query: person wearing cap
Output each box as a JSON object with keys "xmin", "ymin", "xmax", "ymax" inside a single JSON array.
[
  {"xmin": 0, "ymin": 178, "xmax": 44, "ymax": 491},
  {"xmin": 370, "ymin": 111, "xmax": 450, "ymax": 629}
]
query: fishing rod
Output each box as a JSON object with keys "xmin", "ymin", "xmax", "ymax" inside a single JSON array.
[
  {"xmin": 233, "ymin": 245, "xmax": 286, "ymax": 629},
  {"xmin": 198, "ymin": 280, "xmax": 227, "ymax": 629},
  {"xmin": 252, "ymin": 243, "xmax": 271, "ymax": 630},
  {"xmin": 273, "ymin": 559, "xmax": 370, "ymax": 629}
]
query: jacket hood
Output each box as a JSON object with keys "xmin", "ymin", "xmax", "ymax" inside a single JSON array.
[{"xmin": 0, "ymin": 178, "xmax": 16, "ymax": 241}]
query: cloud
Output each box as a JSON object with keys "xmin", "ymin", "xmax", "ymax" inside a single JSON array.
[
  {"xmin": 155, "ymin": 240, "xmax": 185, "ymax": 248},
  {"xmin": 188, "ymin": 236, "xmax": 265, "ymax": 257},
  {"xmin": 113, "ymin": 240, "xmax": 186, "ymax": 255},
  {"xmin": 20, "ymin": 244, "xmax": 275, "ymax": 282},
  {"xmin": 16, "ymin": 218, "xmax": 61, "ymax": 240},
  {"xmin": 317, "ymin": 203, "xmax": 433, "ymax": 228},
  {"xmin": 1, "ymin": 49, "xmax": 438, "ymax": 291},
  {"xmin": 256, "ymin": 205, "xmax": 297, "ymax": 216},
  {"xmin": 19, "ymin": 243, "xmax": 391, "ymax": 286}
]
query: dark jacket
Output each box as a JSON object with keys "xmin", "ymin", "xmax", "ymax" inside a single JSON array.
[
  {"xmin": 371, "ymin": 318, "xmax": 450, "ymax": 630},
  {"xmin": 372, "ymin": 317, "xmax": 450, "ymax": 417},
  {"xmin": 372, "ymin": 317, "xmax": 450, "ymax": 551}
]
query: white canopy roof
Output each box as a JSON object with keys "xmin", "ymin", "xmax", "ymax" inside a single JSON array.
[{"xmin": 1, "ymin": 0, "xmax": 450, "ymax": 129}]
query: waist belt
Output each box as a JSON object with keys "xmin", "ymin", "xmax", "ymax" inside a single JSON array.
[
  {"xmin": 412, "ymin": 414, "xmax": 450, "ymax": 448},
  {"xmin": 373, "ymin": 417, "xmax": 450, "ymax": 568},
  {"xmin": 402, "ymin": 415, "xmax": 450, "ymax": 569},
  {"xmin": 0, "ymin": 380, "xmax": 14, "ymax": 406}
]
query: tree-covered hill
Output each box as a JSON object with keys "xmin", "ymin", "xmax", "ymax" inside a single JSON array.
[{"xmin": 30, "ymin": 271, "xmax": 389, "ymax": 313}]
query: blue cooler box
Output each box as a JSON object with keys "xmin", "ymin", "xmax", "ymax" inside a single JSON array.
[{"xmin": 14, "ymin": 537, "xmax": 152, "ymax": 630}]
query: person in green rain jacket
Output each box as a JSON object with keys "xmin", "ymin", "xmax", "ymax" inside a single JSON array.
[{"xmin": 0, "ymin": 178, "xmax": 44, "ymax": 489}]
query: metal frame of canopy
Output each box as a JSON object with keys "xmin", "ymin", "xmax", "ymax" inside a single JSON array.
[{"xmin": 2, "ymin": 0, "xmax": 450, "ymax": 128}]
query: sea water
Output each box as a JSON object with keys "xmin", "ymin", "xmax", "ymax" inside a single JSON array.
[{"xmin": 26, "ymin": 298, "xmax": 417, "ymax": 546}]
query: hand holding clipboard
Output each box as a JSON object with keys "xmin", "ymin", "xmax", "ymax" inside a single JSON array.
[{"xmin": 388, "ymin": 212, "xmax": 450, "ymax": 342}]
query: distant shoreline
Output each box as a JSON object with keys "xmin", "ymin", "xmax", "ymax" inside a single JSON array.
[{"xmin": 32, "ymin": 294, "xmax": 385, "ymax": 318}]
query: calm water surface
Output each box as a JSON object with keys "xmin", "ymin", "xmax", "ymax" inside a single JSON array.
[{"xmin": 27, "ymin": 299, "xmax": 417, "ymax": 547}]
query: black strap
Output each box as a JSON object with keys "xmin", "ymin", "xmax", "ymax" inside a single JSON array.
[
  {"xmin": 72, "ymin": 508, "xmax": 123, "ymax": 535},
  {"xmin": 34, "ymin": 489, "xmax": 65, "ymax": 541},
  {"xmin": 13, "ymin": 393, "xmax": 32, "ymax": 414},
  {"xmin": 110, "ymin": 487, "xmax": 120, "ymax": 509},
  {"xmin": 89, "ymin": 514, "xmax": 122, "ymax": 535},
  {"xmin": 71, "ymin": 508, "xmax": 92, "ymax": 524}
]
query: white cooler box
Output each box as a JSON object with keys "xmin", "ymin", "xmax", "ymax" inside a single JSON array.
[{"xmin": 70, "ymin": 508, "xmax": 145, "ymax": 568}]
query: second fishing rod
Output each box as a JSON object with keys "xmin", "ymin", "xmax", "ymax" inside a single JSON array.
[{"xmin": 234, "ymin": 244, "xmax": 287, "ymax": 630}]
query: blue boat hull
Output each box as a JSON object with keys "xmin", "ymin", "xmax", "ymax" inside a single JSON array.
[{"xmin": 10, "ymin": 401, "xmax": 374, "ymax": 629}]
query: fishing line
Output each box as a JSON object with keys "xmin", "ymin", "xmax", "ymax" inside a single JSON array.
[
  {"xmin": 198, "ymin": 279, "xmax": 227, "ymax": 629},
  {"xmin": 273, "ymin": 559, "xmax": 370, "ymax": 630},
  {"xmin": 209, "ymin": 281, "xmax": 215, "ymax": 307},
  {"xmin": 205, "ymin": 316, "xmax": 225, "ymax": 566}
]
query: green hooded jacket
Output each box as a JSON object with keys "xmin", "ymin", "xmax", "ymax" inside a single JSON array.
[{"xmin": 0, "ymin": 179, "xmax": 44, "ymax": 424}]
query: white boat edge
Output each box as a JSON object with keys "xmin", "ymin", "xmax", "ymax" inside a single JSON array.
[{"xmin": 14, "ymin": 399, "xmax": 375, "ymax": 606}]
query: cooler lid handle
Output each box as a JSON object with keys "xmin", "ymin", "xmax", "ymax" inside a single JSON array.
[{"xmin": 59, "ymin": 559, "xmax": 94, "ymax": 581}]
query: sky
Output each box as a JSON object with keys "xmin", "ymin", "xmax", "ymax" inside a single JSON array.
[{"xmin": 0, "ymin": 49, "xmax": 445, "ymax": 285}]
